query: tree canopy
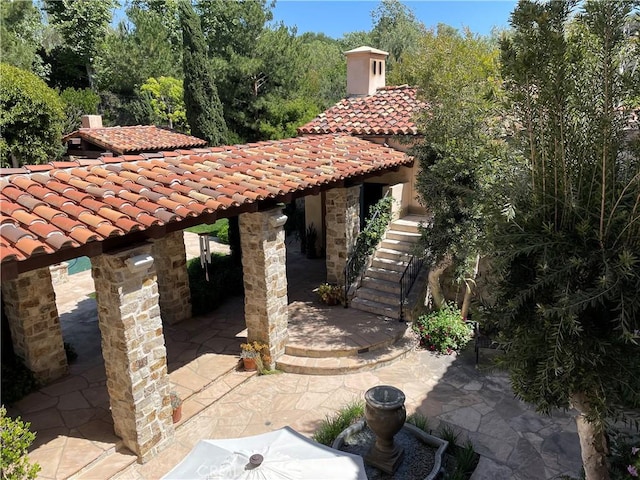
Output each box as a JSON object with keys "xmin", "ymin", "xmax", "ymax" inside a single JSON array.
[
  {"xmin": 179, "ymin": 0, "xmax": 227, "ymax": 146},
  {"xmin": 493, "ymin": 1, "xmax": 640, "ymax": 477},
  {"xmin": 407, "ymin": 25, "xmax": 510, "ymax": 312}
]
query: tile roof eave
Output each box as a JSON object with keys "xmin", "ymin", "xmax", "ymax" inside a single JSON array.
[{"xmin": 0, "ymin": 134, "xmax": 412, "ymax": 271}]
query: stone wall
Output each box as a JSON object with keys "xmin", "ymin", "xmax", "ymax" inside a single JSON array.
[
  {"xmin": 325, "ymin": 186, "xmax": 361, "ymax": 284},
  {"xmin": 91, "ymin": 244, "xmax": 174, "ymax": 462},
  {"xmin": 239, "ymin": 208, "xmax": 289, "ymax": 364},
  {"xmin": 1, "ymin": 267, "xmax": 68, "ymax": 382},
  {"xmin": 151, "ymin": 231, "xmax": 192, "ymax": 324}
]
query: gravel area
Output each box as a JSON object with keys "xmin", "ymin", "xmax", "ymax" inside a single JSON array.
[{"xmin": 339, "ymin": 425, "xmax": 437, "ymax": 480}]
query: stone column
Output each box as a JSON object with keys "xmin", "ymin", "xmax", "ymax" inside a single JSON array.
[
  {"xmin": 325, "ymin": 186, "xmax": 361, "ymax": 284},
  {"xmin": 239, "ymin": 208, "xmax": 288, "ymax": 364},
  {"xmin": 1, "ymin": 267, "xmax": 68, "ymax": 382},
  {"xmin": 151, "ymin": 231, "xmax": 192, "ymax": 324},
  {"xmin": 91, "ymin": 244, "xmax": 174, "ymax": 462}
]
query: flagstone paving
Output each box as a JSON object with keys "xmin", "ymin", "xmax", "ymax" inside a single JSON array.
[
  {"xmin": 8, "ymin": 234, "xmax": 583, "ymax": 479},
  {"xmin": 112, "ymin": 348, "xmax": 582, "ymax": 480}
]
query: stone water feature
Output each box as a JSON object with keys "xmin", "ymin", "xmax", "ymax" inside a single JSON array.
[{"xmin": 333, "ymin": 385, "xmax": 449, "ymax": 480}]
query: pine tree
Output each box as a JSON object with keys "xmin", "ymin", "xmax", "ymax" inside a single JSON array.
[{"xmin": 178, "ymin": 0, "xmax": 227, "ymax": 146}]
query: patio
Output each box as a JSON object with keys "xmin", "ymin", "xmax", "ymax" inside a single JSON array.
[{"xmin": 6, "ymin": 234, "xmax": 583, "ymax": 479}]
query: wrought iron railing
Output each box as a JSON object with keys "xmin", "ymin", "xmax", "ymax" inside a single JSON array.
[
  {"xmin": 399, "ymin": 254, "xmax": 425, "ymax": 321},
  {"xmin": 343, "ymin": 192, "xmax": 391, "ymax": 307}
]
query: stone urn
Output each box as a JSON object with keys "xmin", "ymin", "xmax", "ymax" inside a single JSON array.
[{"xmin": 364, "ymin": 385, "xmax": 406, "ymax": 474}]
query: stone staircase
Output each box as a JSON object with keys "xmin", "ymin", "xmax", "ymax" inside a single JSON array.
[{"xmin": 350, "ymin": 215, "xmax": 427, "ymax": 319}]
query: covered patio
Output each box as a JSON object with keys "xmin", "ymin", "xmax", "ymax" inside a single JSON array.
[{"xmin": 7, "ymin": 234, "xmax": 409, "ymax": 479}]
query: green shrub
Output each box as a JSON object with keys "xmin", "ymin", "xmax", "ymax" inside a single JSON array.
[
  {"xmin": 312, "ymin": 401, "xmax": 365, "ymax": 446},
  {"xmin": 187, "ymin": 254, "xmax": 243, "ymax": 316},
  {"xmin": 0, "ymin": 63, "xmax": 64, "ymax": 167},
  {"xmin": 413, "ymin": 303, "xmax": 473, "ymax": 354},
  {"xmin": 1, "ymin": 359, "xmax": 38, "ymax": 406},
  {"xmin": 215, "ymin": 221, "xmax": 229, "ymax": 244},
  {"xmin": 0, "ymin": 406, "xmax": 40, "ymax": 479}
]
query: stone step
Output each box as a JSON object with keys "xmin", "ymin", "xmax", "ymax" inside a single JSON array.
[
  {"xmin": 277, "ymin": 330, "xmax": 416, "ymax": 375},
  {"xmin": 385, "ymin": 229, "xmax": 422, "ymax": 242},
  {"xmin": 350, "ymin": 297, "xmax": 399, "ymax": 318},
  {"xmin": 285, "ymin": 322, "xmax": 406, "ymax": 358},
  {"xmin": 389, "ymin": 218, "xmax": 423, "ymax": 233},
  {"xmin": 356, "ymin": 287, "xmax": 401, "ymax": 306},
  {"xmin": 361, "ymin": 276, "xmax": 401, "ymax": 295},
  {"xmin": 380, "ymin": 238, "xmax": 418, "ymax": 254},
  {"xmin": 371, "ymin": 257, "xmax": 409, "ymax": 273},
  {"xmin": 366, "ymin": 267, "xmax": 403, "ymax": 282},
  {"xmin": 375, "ymin": 247, "xmax": 412, "ymax": 261}
]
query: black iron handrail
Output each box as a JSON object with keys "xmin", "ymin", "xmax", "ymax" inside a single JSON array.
[
  {"xmin": 343, "ymin": 192, "xmax": 391, "ymax": 307},
  {"xmin": 399, "ymin": 254, "xmax": 424, "ymax": 321}
]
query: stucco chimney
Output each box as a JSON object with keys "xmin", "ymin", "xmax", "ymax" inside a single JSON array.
[
  {"xmin": 81, "ymin": 115, "xmax": 103, "ymax": 129},
  {"xmin": 345, "ymin": 46, "xmax": 389, "ymax": 97}
]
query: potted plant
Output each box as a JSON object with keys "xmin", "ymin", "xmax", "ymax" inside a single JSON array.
[
  {"xmin": 170, "ymin": 391, "xmax": 182, "ymax": 423},
  {"xmin": 240, "ymin": 341, "xmax": 272, "ymax": 372},
  {"xmin": 317, "ymin": 283, "xmax": 344, "ymax": 306}
]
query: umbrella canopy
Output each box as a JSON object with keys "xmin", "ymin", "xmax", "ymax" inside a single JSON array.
[{"xmin": 162, "ymin": 426, "xmax": 368, "ymax": 480}]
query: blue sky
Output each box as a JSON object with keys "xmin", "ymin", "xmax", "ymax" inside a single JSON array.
[{"xmin": 270, "ymin": 1, "xmax": 518, "ymax": 38}]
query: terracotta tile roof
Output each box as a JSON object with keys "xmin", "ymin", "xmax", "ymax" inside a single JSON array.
[
  {"xmin": 298, "ymin": 85, "xmax": 426, "ymax": 136},
  {"xmin": 0, "ymin": 135, "xmax": 412, "ymax": 265},
  {"xmin": 63, "ymin": 126, "xmax": 208, "ymax": 155}
]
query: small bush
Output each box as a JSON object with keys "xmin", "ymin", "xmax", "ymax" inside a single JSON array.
[
  {"xmin": 0, "ymin": 406, "xmax": 40, "ymax": 479},
  {"xmin": 413, "ymin": 303, "xmax": 473, "ymax": 354},
  {"xmin": 1, "ymin": 359, "xmax": 38, "ymax": 406},
  {"xmin": 187, "ymin": 254, "xmax": 243, "ymax": 316},
  {"xmin": 215, "ymin": 221, "xmax": 229, "ymax": 244},
  {"xmin": 312, "ymin": 401, "xmax": 365, "ymax": 446}
]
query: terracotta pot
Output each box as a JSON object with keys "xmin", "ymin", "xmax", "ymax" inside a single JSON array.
[
  {"xmin": 243, "ymin": 357, "xmax": 257, "ymax": 371},
  {"xmin": 172, "ymin": 404, "xmax": 182, "ymax": 424}
]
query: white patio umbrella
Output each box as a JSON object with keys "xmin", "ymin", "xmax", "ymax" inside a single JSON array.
[{"xmin": 162, "ymin": 426, "xmax": 367, "ymax": 480}]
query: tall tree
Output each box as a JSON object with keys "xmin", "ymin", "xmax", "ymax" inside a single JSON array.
[
  {"xmin": 408, "ymin": 26, "xmax": 509, "ymax": 313},
  {"xmin": 494, "ymin": 1, "xmax": 640, "ymax": 478},
  {"xmin": 178, "ymin": 0, "xmax": 227, "ymax": 146},
  {"xmin": 0, "ymin": 0, "xmax": 49, "ymax": 78},
  {"xmin": 43, "ymin": 0, "xmax": 117, "ymax": 89},
  {"xmin": 93, "ymin": 5, "xmax": 182, "ymax": 94},
  {"xmin": 195, "ymin": 0, "xmax": 311, "ymax": 142},
  {"xmin": 370, "ymin": 0, "xmax": 425, "ymax": 73}
]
